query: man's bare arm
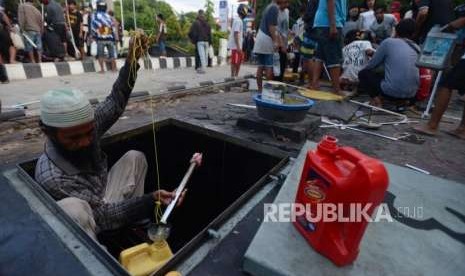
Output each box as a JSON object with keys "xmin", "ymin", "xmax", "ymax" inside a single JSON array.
[
  {"xmin": 327, "ymin": 0, "xmax": 337, "ymax": 38},
  {"xmin": 269, "ymin": 25, "xmax": 281, "ymax": 49},
  {"xmin": 234, "ymin": 31, "xmax": 241, "ymax": 52},
  {"xmin": 449, "ymin": 17, "xmax": 465, "ymax": 30},
  {"xmin": 414, "ymin": 7, "xmax": 429, "ymax": 38}
]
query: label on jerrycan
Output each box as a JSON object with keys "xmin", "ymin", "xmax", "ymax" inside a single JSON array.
[{"xmin": 296, "ymin": 170, "xmax": 330, "ymax": 233}]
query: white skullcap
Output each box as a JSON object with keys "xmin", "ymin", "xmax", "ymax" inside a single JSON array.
[{"xmin": 40, "ymin": 88, "xmax": 94, "ymax": 128}]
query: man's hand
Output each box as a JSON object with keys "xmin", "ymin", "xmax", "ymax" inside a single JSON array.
[
  {"xmin": 366, "ymin": 49, "xmax": 375, "ymax": 57},
  {"xmin": 126, "ymin": 31, "xmax": 150, "ymax": 64},
  {"xmin": 153, "ymin": 189, "xmax": 187, "ymax": 206}
]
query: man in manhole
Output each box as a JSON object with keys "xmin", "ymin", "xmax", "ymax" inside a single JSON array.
[{"xmin": 34, "ymin": 36, "xmax": 185, "ymax": 239}]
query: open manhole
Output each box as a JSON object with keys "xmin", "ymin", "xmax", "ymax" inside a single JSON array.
[{"xmin": 17, "ymin": 119, "xmax": 288, "ymax": 274}]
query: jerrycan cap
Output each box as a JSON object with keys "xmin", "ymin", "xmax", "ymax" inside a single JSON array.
[{"xmin": 317, "ymin": 136, "xmax": 339, "ymax": 155}]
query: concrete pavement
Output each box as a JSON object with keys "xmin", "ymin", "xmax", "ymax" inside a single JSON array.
[{"xmin": 0, "ymin": 64, "xmax": 257, "ymax": 108}]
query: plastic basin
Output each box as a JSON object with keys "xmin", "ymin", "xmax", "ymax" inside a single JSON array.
[{"xmin": 253, "ymin": 94, "xmax": 314, "ymax": 123}]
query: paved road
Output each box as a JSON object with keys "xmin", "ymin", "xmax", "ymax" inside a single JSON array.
[{"xmin": 0, "ymin": 64, "xmax": 257, "ymax": 108}]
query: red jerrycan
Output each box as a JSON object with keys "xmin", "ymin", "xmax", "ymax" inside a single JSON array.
[{"xmin": 293, "ymin": 136, "xmax": 389, "ymax": 266}]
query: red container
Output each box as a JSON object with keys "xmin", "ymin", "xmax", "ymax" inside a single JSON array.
[
  {"xmin": 293, "ymin": 136, "xmax": 389, "ymax": 266},
  {"xmin": 416, "ymin": 68, "xmax": 433, "ymax": 101}
]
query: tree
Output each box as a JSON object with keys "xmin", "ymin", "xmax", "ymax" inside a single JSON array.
[
  {"xmin": 204, "ymin": 0, "xmax": 216, "ymax": 29},
  {"xmin": 113, "ymin": 0, "xmax": 182, "ymax": 41},
  {"xmin": 179, "ymin": 11, "xmax": 198, "ymax": 38}
]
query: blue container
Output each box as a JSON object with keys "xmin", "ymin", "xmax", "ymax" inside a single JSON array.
[{"xmin": 253, "ymin": 94, "xmax": 314, "ymax": 123}]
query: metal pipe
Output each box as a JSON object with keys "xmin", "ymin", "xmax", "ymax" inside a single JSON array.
[
  {"xmin": 226, "ymin": 103, "xmax": 256, "ymax": 109},
  {"xmin": 343, "ymin": 126, "xmax": 399, "ymax": 141},
  {"xmin": 350, "ymin": 100, "xmax": 408, "ymax": 120},
  {"xmin": 119, "ymin": 0, "xmax": 125, "ymax": 32},
  {"xmin": 422, "ymin": 71, "xmax": 443, "ymax": 119},
  {"xmin": 405, "ymin": 164, "xmax": 431, "ymax": 175},
  {"xmin": 358, "ymin": 118, "xmax": 419, "ymax": 126},
  {"xmin": 132, "ymin": 0, "xmax": 137, "ymax": 29},
  {"xmin": 64, "ymin": 0, "xmax": 81, "ymax": 59},
  {"xmin": 41, "ymin": 4, "xmax": 44, "ymax": 25},
  {"xmin": 160, "ymin": 153, "xmax": 202, "ymax": 224},
  {"xmin": 321, "ymin": 118, "xmax": 399, "ymax": 141}
]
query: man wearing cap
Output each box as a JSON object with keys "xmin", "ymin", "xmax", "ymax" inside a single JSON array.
[{"xmin": 35, "ymin": 39, "xmax": 183, "ymax": 239}]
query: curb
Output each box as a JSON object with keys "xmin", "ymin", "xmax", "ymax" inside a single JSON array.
[{"xmin": 4, "ymin": 56, "xmax": 224, "ymax": 81}]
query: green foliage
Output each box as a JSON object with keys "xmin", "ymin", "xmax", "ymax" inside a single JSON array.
[
  {"xmin": 114, "ymin": 0, "xmax": 178, "ymax": 36},
  {"xmin": 211, "ymin": 30, "xmax": 227, "ymax": 54},
  {"xmin": 204, "ymin": 0, "xmax": 216, "ymax": 28},
  {"xmin": 111, "ymin": 0, "xmax": 224, "ymax": 52}
]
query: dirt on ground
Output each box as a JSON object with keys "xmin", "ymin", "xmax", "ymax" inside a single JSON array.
[{"xmin": 1, "ymin": 87, "xmax": 464, "ymax": 184}]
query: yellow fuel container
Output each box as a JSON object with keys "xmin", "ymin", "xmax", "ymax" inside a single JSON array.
[{"xmin": 120, "ymin": 240, "xmax": 173, "ymax": 276}]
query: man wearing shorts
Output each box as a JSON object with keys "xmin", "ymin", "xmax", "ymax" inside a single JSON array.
[
  {"xmin": 295, "ymin": 28, "xmax": 318, "ymax": 85},
  {"xmin": 310, "ymin": 0, "xmax": 347, "ymax": 95},
  {"xmin": 253, "ymin": 0, "xmax": 283, "ymax": 91},
  {"xmin": 228, "ymin": 4, "xmax": 248, "ymax": 77},
  {"xmin": 414, "ymin": 14, "xmax": 465, "ymax": 140},
  {"xmin": 91, "ymin": 0, "xmax": 116, "ymax": 73}
]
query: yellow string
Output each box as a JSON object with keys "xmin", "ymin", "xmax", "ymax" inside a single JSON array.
[
  {"xmin": 127, "ymin": 30, "xmax": 163, "ymax": 223},
  {"xmin": 127, "ymin": 31, "xmax": 157, "ymax": 89},
  {"xmin": 150, "ymin": 96, "xmax": 163, "ymax": 223}
]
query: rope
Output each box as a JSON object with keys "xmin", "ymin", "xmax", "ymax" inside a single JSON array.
[
  {"xmin": 126, "ymin": 30, "xmax": 162, "ymax": 222},
  {"xmin": 150, "ymin": 95, "xmax": 163, "ymax": 223}
]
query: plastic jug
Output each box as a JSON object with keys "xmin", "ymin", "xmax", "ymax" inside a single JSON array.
[
  {"xmin": 293, "ymin": 136, "xmax": 389, "ymax": 266},
  {"xmin": 119, "ymin": 240, "xmax": 173, "ymax": 276}
]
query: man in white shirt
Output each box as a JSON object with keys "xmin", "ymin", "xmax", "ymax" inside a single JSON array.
[
  {"xmin": 228, "ymin": 4, "xmax": 248, "ymax": 77},
  {"xmin": 341, "ymin": 30, "xmax": 374, "ymax": 86},
  {"xmin": 359, "ymin": 0, "xmax": 376, "ymax": 30}
]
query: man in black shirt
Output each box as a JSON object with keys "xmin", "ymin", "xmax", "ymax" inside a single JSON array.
[{"xmin": 67, "ymin": 0, "xmax": 84, "ymax": 59}]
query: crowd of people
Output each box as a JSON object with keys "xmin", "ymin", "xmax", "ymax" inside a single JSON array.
[
  {"xmin": 0, "ymin": 0, "xmax": 130, "ymax": 83},
  {"xmin": 2, "ymin": 0, "xmax": 465, "ymax": 140},
  {"xmin": 242, "ymin": 0, "xmax": 464, "ymax": 139},
  {"xmin": 249, "ymin": 0, "xmax": 447, "ymax": 98}
]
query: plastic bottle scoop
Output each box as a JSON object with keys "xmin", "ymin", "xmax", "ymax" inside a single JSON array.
[{"xmin": 148, "ymin": 153, "xmax": 203, "ymax": 242}]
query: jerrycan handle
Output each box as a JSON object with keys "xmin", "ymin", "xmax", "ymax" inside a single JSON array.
[{"xmin": 336, "ymin": 147, "xmax": 367, "ymax": 166}]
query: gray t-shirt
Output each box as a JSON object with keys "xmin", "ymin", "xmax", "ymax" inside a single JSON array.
[
  {"xmin": 343, "ymin": 20, "xmax": 360, "ymax": 37},
  {"xmin": 365, "ymin": 38, "xmax": 420, "ymax": 98},
  {"xmin": 370, "ymin": 14, "xmax": 396, "ymax": 42},
  {"xmin": 46, "ymin": 0, "xmax": 65, "ymax": 25},
  {"xmin": 259, "ymin": 4, "xmax": 279, "ymax": 37}
]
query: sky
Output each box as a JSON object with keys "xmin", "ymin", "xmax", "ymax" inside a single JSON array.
[{"xmin": 166, "ymin": 0, "xmax": 242, "ymax": 16}]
